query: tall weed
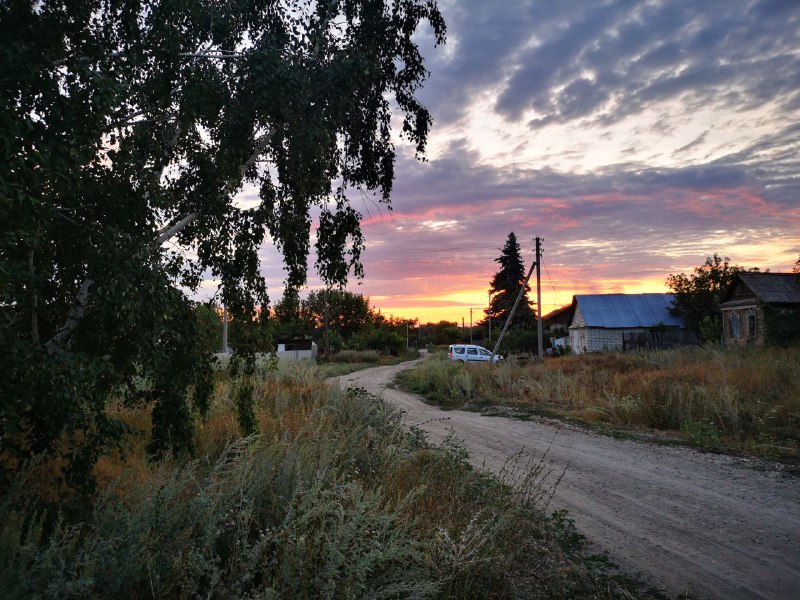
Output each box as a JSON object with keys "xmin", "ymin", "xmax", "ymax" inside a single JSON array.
[
  {"xmin": 398, "ymin": 348, "xmax": 800, "ymax": 458},
  {"xmin": 1, "ymin": 366, "xmax": 650, "ymax": 599}
]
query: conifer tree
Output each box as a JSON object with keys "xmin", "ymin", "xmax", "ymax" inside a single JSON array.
[{"xmin": 486, "ymin": 232, "xmax": 536, "ymax": 329}]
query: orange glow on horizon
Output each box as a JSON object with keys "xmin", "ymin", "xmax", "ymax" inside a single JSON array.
[
  {"xmin": 372, "ymin": 276, "xmax": 672, "ymax": 324},
  {"xmin": 366, "ymin": 238, "xmax": 799, "ymax": 324}
]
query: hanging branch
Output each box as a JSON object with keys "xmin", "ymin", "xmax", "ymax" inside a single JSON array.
[
  {"xmin": 156, "ymin": 129, "xmax": 274, "ymax": 244},
  {"xmin": 46, "ymin": 129, "xmax": 274, "ymax": 353}
]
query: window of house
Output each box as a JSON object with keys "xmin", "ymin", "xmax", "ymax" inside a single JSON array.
[
  {"xmin": 730, "ymin": 314, "xmax": 740, "ymax": 338},
  {"xmin": 747, "ymin": 313, "xmax": 756, "ymax": 339}
]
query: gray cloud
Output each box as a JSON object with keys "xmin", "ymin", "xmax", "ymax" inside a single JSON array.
[
  {"xmin": 216, "ymin": 1, "xmax": 800, "ymax": 313},
  {"xmin": 416, "ymin": 1, "xmax": 800, "ymax": 129}
]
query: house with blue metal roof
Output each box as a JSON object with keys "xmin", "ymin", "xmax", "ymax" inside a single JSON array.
[{"xmin": 568, "ymin": 293, "xmax": 688, "ymax": 354}]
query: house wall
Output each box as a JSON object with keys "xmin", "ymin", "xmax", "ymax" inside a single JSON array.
[
  {"xmin": 721, "ymin": 304, "xmax": 764, "ymax": 347},
  {"xmin": 569, "ymin": 327, "xmax": 650, "ymax": 354},
  {"xmin": 276, "ymin": 349, "xmax": 317, "ymax": 362},
  {"xmin": 276, "ymin": 341, "xmax": 318, "ymax": 361}
]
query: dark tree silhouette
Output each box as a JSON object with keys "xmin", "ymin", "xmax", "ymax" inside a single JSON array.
[
  {"xmin": 0, "ymin": 0, "xmax": 445, "ymax": 485},
  {"xmin": 486, "ymin": 232, "xmax": 536, "ymax": 330},
  {"xmin": 667, "ymin": 254, "xmax": 758, "ymax": 342}
]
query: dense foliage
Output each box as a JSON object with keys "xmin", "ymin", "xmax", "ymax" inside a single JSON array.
[
  {"xmin": 272, "ymin": 288, "xmax": 373, "ymax": 351},
  {"xmin": 0, "ymin": 0, "xmax": 445, "ymax": 486},
  {"xmin": 486, "ymin": 232, "xmax": 536, "ymax": 330},
  {"xmin": 666, "ymin": 254, "xmax": 758, "ymax": 342}
]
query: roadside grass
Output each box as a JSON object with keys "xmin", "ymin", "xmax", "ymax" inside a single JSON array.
[
  {"xmin": 1, "ymin": 361, "xmax": 655, "ymax": 599},
  {"xmin": 210, "ymin": 349, "xmax": 418, "ymax": 378},
  {"xmin": 317, "ymin": 349, "xmax": 420, "ymax": 377},
  {"xmin": 396, "ymin": 346, "xmax": 800, "ymax": 460}
]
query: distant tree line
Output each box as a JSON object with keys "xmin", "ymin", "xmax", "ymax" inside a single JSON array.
[{"xmin": 196, "ymin": 290, "xmax": 497, "ymax": 357}]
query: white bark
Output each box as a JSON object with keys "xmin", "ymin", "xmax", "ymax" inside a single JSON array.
[
  {"xmin": 45, "ymin": 278, "xmax": 93, "ymax": 354},
  {"xmin": 157, "ymin": 212, "xmax": 199, "ymax": 244}
]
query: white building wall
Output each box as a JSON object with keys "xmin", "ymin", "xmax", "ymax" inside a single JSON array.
[
  {"xmin": 569, "ymin": 327, "xmax": 649, "ymax": 354},
  {"xmin": 276, "ymin": 349, "xmax": 316, "ymax": 362},
  {"xmin": 276, "ymin": 341, "xmax": 318, "ymax": 362}
]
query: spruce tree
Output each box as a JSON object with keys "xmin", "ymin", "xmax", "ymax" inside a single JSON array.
[{"xmin": 486, "ymin": 233, "xmax": 536, "ymax": 329}]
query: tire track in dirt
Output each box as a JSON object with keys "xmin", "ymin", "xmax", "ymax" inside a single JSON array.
[{"xmin": 337, "ymin": 359, "xmax": 800, "ymax": 600}]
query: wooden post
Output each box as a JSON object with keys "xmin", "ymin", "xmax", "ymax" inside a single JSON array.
[
  {"xmin": 490, "ymin": 243, "xmax": 537, "ymax": 362},
  {"xmin": 536, "ymin": 237, "xmax": 544, "ymax": 359},
  {"xmin": 222, "ymin": 305, "xmax": 228, "ymax": 354}
]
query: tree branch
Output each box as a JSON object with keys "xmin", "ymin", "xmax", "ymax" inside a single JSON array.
[
  {"xmin": 28, "ymin": 247, "xmax": 39, "ymax": 345},
  {"xmin": 158, "ymin": 212, "xmax": 199, "ymax": 244},
  {"xmin": 157, "ymin": 128, "xmax": 273, "ymax": 244},
  {"xmin": 178, "ymin": 52, "xmax": 246, "ymax": 59},
  {"xmin": 313, "ymin": 0, "xmax": 340, "ymax": 57},
  {"xmin": 45, "ymin": 127, "xmax": 274, "ymax": 352},
  {"xmin": 45, "ymin": 278, "xmax": 92, "ymax": 354}
]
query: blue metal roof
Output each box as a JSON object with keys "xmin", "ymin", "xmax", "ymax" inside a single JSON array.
[{"xmin": 574, "ymin": 294, "xmax": 684, "ymax": 328}]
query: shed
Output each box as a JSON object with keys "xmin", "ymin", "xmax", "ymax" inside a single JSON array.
[
  {"xmin": 719, "ymin": 273, "xmax": 800, "ymax": 346},
  {"xmin": 276, "ymin": 338, "xmax": 318, "ymax": 361},
  {"xmin": 568, "ymin": 293, "xmax": 688, "ymax": 354},
  {"xmin": 542, "ymin": 304, "xmax": 575, "ymax": 331}
]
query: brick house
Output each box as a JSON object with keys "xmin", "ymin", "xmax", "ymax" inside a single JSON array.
[{"xmin": 719, "ymin": 273, "xmax": 800, "ymax": 346}]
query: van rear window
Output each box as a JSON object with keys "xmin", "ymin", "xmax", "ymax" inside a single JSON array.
[{"xmin": 454, "ymin": 347, "xmax": 465, "ymax": 354}]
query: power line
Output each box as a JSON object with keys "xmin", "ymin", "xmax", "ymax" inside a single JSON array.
[
  {"xmin": 364, "ymin": 245, "xmax": 502, "ymax": 254},
  {"xmin": 540, "ymin": 256, "xmax": 563, "ymax": 309}
]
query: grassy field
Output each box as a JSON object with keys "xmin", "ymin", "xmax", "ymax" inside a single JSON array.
[
  {"xmin": 1, "ymin": 362, "xmax": 658, "ymax": 599},
  {"xmin": 396, "ymin": 346, "xmax": 800, "ymax": 460}
]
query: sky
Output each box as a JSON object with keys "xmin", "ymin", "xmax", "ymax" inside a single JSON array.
[{"xmin": 204, "ymin": 0, "xmax": 800, "ymax": 324}]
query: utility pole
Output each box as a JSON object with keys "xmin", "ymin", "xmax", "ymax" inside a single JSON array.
[
  {"xmin": 535, "ymin": 236, "xmax": 544, "ymax": 360},
  {"xmin": 221, "ymin": 305, "xmax": 228, "ymax": 354},
  {"xmin": 324, "ymin": 289, "xmax": 330, "ymax": 357},
  {"xmin": 490, "ymin": 237, "xmax": 539, "ymax": 362},
  {"xmin": 488, "ymin": 291, "xmax": 492, "ymax": 341},
  {"xmin": 406, "ymin": 319, "xmax": 410, "ymax": 350},
  {"xmin": 469, "ymin": 308, "xmax": 473, "ymax": 344}
]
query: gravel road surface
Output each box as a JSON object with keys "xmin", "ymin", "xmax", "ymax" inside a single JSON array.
[{"xmin": 337, "ymin": 358, "xmax": 800, "ymax": 600}]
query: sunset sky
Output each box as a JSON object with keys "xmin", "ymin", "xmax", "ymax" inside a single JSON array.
[{"xmin": 203, "ymin": 0, "xmax": 800, "ymax": 324}]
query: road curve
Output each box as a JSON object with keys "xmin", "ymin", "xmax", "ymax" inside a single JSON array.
[{"xmin": 337, "ymin": 359, "xmax": 800, "ymax": 600}]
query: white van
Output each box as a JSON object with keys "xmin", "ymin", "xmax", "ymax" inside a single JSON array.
[{"xmin": 448, "ymin": 344, "xmax": 501, "ymax": 363}]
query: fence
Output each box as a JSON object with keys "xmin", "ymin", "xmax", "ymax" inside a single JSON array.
[{"xmin": 622, "ymin": 329, "xmax": 697, "ymax": 351}]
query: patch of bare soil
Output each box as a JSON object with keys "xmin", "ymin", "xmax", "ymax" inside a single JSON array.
[{"xmin": 337, "ymin": 359, "xmax": 800, "ymax": 600}]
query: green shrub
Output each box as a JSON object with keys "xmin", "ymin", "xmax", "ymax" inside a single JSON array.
[
  {"xmin": 330, "ymin": 349, "xmax": 381, "ymax": 364},
  {"xmin": 681, "ymin": 419, "xmax": 722, "ymax": 450}
]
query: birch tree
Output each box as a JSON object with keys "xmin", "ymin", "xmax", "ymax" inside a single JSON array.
[{"xmin": 0, "ymin": 0, "xmax": 445, "ymax": 484}]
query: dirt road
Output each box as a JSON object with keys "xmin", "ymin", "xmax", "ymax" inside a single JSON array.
[{"xmin": 338, "ymin": 359, "xmax": 800, "ymax": 600}]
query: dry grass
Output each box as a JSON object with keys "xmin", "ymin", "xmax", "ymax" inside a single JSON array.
[
  {"xmin": 398, "ymin": 346, "xmax": 800, "ymax": 459},
  {"xmin": 2, "ymin": 360, "xmax": 656, "ymax": 600}
]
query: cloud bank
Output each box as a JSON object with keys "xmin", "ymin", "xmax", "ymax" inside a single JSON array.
[{"xmin": 211, "ymin": 0, "xmax": 800, "ymax": 322}]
